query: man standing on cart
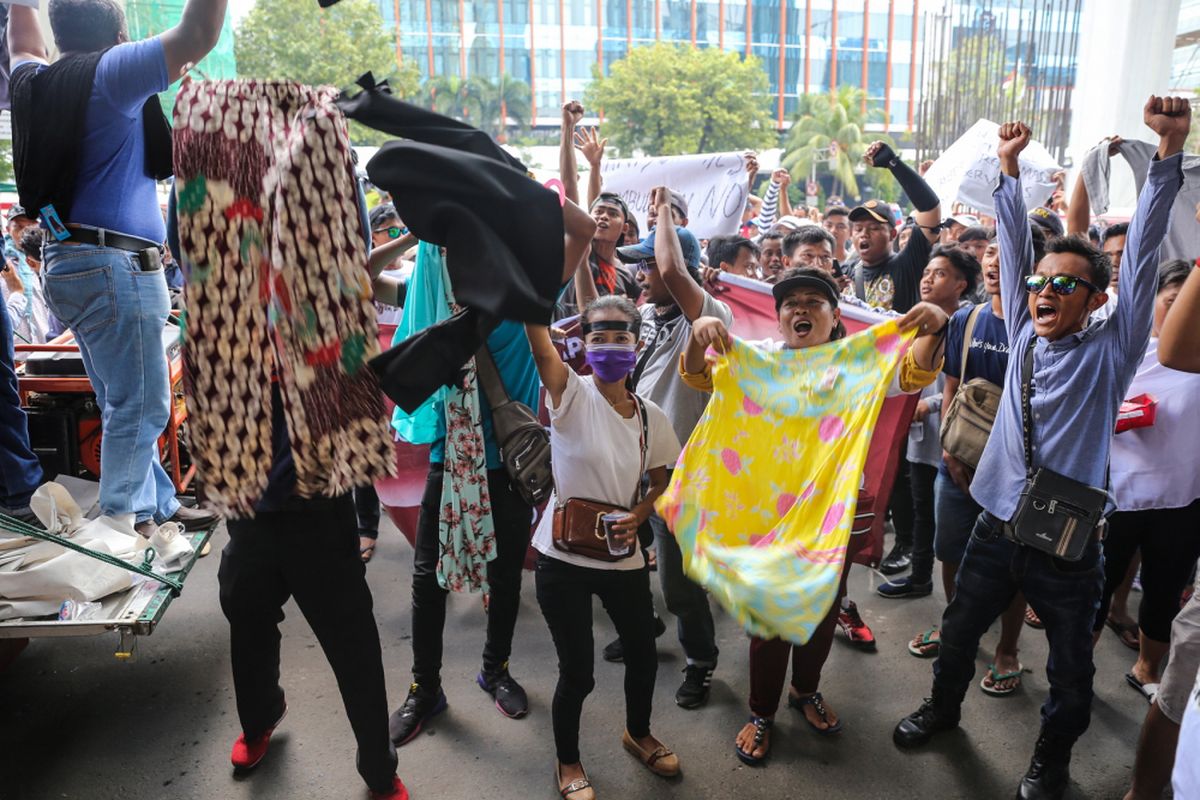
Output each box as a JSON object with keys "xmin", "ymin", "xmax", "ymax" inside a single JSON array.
[{"xmin": 6, "ymin": 0, "xmax": 221, "ymax": 536}]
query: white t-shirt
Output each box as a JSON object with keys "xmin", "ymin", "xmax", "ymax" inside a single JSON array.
[
  {"xmin": 1111, "ymin": 339, "xmax": 1200, "ymax": 512},
  {"xmin": 1173, "ymin": 666, "xmax": 1200, "ymax": 797},
  {"xmin": 531, "ymin": 369, "xmax": 681, "ymax": 571}
]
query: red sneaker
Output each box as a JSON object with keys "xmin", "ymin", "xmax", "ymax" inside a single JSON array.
[
  {"xmin": 230, "ymin": 703, "xmax": 288, "ymax": 771},
  {"xmin": 837, "ymin": 600, "xmax": 877, "ymax": 651},
  {"xmin": 369, "ymin": 776, "xmax": 411, "ymax": 800}
]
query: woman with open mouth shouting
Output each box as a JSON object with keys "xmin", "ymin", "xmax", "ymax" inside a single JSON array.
[{"xmin": 677, "ymin": 267, "xmax": 952, "ymax": 766}]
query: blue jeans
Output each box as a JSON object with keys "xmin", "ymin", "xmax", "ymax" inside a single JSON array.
[
  {"xmin": 933, "ymin": 472, "xmax": 983, "ymax": 566},
  {"xmin": 0, "ymin": 293, "xmax": 42, "ymax": 510},
  {"xmin": 933, "ymin": 512, "xmax": 1104, "ymax": 742},
  {"xmin": 41, "ymin": 243, "xmax": 179, "ymax": 523},
  {"xmin": 652, "ymin": 512, "xmax": 719, "ymax": 667}
]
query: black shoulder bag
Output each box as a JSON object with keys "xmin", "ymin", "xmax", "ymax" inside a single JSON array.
[{"xmin": 1007, "ymin": 337, "xmax": 1106, "ymax": 561}]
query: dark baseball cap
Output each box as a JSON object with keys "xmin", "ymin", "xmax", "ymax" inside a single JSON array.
[
  {"xmin": 591, "ymin": 192, "xmax": 631, "ymax": 220},
  {"xmin": 616, "ymin": 226, "xmax": 702, "ymax": 270},
  {"xmin": 1028, "ymin": 206, "xmax": 1064, "ymax": 237},
  {"xmin": 772, "ymin": 267, "xmax": 841, "ymax": 309},
  {"xmin": 368, "ymin": 203, "xmax": 399, "ymax": 230},
  {"xmin": 848, "ymin": 199, "xmax": 892, "ymax": 225}
]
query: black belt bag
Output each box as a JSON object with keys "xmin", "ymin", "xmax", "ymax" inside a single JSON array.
[{"xmin": 1007, "ymin": 338, "xmax": 1106, "ymax": 562}]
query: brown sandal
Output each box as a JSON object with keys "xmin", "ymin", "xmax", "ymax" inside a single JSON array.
[{"xmin": 621, "ymin": 730, "xmax": 680, "ymax": 777}]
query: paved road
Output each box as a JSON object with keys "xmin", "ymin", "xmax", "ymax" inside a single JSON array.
[{"xmin": 0, "ymin": 517, "xmax": 1157, "ymax": 799}]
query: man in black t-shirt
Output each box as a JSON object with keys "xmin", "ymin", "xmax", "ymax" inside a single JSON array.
[{"xmin": 848, "ymin": 142, "xmax": 943, "ymax": 313}]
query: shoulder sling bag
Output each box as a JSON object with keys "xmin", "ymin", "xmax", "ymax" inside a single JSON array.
[
  {"xmin": 475, "ymin": 347, "xmax": 554, "ymax": 507},
  {"xmin": 939, "ymin": 304, "xmax": 1004, "ymax": 469},
  {"xmin": 552, "ymin": 395, "xmax": 649, "ymax": 562},
  {"xmin": 1007, "ymin": 337, "xmax": 1106, "ymax": 561}
]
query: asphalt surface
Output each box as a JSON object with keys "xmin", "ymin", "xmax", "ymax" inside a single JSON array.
[{"xmin": 0, "ymin": 516, "xmax": 1158, "ymax": 800}]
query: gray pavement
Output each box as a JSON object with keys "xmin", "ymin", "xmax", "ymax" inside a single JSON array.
[{"xmin": 0, "ymin": 517, "xmax": 1155, "ymax": 800}]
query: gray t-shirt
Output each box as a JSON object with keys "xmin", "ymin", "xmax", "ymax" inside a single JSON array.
[{"xmin": 633, "ymin": 292, "xmax": 734, "ymax": 446}]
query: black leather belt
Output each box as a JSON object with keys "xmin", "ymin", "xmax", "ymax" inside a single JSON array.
[{"xmin": 63, "ymin": 226, "xmax": 159, "ymax": 253}]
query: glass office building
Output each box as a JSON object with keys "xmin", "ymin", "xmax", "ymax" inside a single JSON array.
[{"xmin": 379, "ymin": 1, "xmax": 925, "ymax": 131}]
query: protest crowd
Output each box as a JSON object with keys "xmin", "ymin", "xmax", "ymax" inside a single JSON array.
[{"xmin": 1, "ymin": 1, "xmax": 1199, "ymax": 799}]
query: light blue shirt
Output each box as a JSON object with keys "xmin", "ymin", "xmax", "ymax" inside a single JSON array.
[{"xmin": 970, "ymin": 153, "xmax": 1184, "ymax": 521}]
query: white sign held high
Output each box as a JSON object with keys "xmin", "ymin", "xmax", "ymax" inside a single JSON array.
[
  {"xmin": 923, "ymin": 119, "xmax": 1062, "ymax": 216},
  {"xmin": 599, "ymin": 151, "xmax": 750, "ymax": 239}
]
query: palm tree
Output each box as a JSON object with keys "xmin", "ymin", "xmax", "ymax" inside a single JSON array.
[
  {"xmin": 477, "ymin": 75, "xmax": 532, "ymax": 143},
  {"xmin": 422, "ymin": 75, "xmax": 487, "ymax": 123},
  {"xmin": 781, "ymin": 87, "xmax": 894, "ymax": 202}
]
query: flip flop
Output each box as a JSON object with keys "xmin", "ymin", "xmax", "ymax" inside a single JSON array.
[
  {"xmin": 1024, "ymin": 607, "xmax": 1044, "ymax": 629},
  {"xmin": 735, "ymin": 716, "xmax": 772, "ymax": 766},
  {"xmin": 1107, "ymin": 618, "xmax": 1140, "ymax": 650},
  {"xmin": 788, "ymin": 691, "xmax": 843, "ymax": 734},
  {"xmin": 1125, "ymin": 673, "xmax": 1160, "ymax": 703},
  {"xmin": 908, "ymin": 628, "xmax": 941, "ymax": 658},
  {"xmin": 980, "ymin": 663, "xmax": 1024, "ymax": 697}
]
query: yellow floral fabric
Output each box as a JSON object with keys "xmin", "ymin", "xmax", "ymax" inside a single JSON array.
[{"xmin": 657, "ymin": 320, "xmax": 917, "ymax": 644}]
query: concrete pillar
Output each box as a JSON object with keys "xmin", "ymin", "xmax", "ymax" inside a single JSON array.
[{"xmin": 1067, "ymin": 0, "xmax": 1181, "ymax": 210}]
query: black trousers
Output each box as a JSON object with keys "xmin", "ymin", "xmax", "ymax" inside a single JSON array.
[
  {"xmin": 535, "ymin": 554, "xmax": 657, "ymax": 765},
  {"xmin": 218, "ymin": 494, "xmax": 397, "ymax": 793},
  {"xmin": 1095, "ymin": 499, "xmax": 1200, "ymax": 643},
  {"xmin": 411, "ymin": 464, "xmax": 532, "ymax": 688},
  {"xmin": 355, "ymin": 483, "xmax": 381, "ymax": 538},
  {"xmin": 887, "ymin": 440, "xmax": 914, "ymax": 550}
]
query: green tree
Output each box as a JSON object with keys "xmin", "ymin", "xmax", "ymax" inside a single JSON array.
[
  {"xmin": 423, "ymin": 75, "xmax": 488, "ymax": 122},
  {"xmin": 420, "ymin": 74, "xmax": 532, "ymax": 142},
  {"xmin": 234, "ymin": 0, "xmax": 419, "ymax": 145},
  {"xmin": 781, "ymin": 88, "xmax": 896, "ymax": 202},
  {"xmin": 585, "ymin": 42, "xmax": 776, "ymax": 157}
]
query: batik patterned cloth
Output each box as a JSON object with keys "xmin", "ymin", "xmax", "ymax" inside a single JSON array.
[
  {"xmin": 656, "ymin": 320, "xmax": 915, "ymax": 645},
  {"xmin": 173, "ymin": 80, "xmax": 394, "ymax": 517}
]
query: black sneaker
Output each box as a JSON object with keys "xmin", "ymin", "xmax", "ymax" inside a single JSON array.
[
  {"xmin": 603, "ymin": 614, "xmax": 668, "ymax": 663},
  {"xmin": 476, "ymin": 662, "xmax": 529, "ymax": 719},
  {"xmin": 893, "ymin": 696, "xmax": 960, "ymax": 748},
  {"xmin": 877, "ymin": 576, "xmax": 934, "ymax": 599},
  {"xmin": 879, "ymin": 544, "xmax": 912, "ymax": 575},
  {"xmin": 675, "ymin": 664, "xmax": 714, "ymax": 709},
  {"xmin": 389, "ymin": 682, "xmax": 447, "ymax": 746}
]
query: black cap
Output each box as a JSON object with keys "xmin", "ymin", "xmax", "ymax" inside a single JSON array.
[
  {"xmin": 1028, "ymin": 206, "xmax": 1064, "ymax": 237},
  {"xmin": 772, "ymin": 268, "xmax": 840, "ymax": 308},
  {"xmin": 369, "ymin": 203, "xmax": 399, "ymax": 231},
  {"xmin": 848, "ymin": 199, "xmax": 892, "ymax": 225}
]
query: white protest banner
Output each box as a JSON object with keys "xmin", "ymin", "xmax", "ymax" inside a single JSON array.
[
  {"xmin": 599, "ymin": 151, "xmax": 749, "ymax": 239},
  {"xmin": 923, "ymin": 119, "xmax": 1061, "ymax": 216}
]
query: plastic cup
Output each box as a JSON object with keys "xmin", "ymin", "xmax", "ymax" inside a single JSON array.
[{"xmin": 602, "ymin": 513, "xmax": 633, "ymax": 557}]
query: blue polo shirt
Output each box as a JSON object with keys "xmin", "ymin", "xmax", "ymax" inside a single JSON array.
[{"xmin": 16, "ymin": 37, "xmax": 169, "ymax": 242}]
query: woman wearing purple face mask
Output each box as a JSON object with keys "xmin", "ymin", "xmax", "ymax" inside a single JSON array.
[{"xmin": 526, "ymin": 295, "xmax": 683, "ymax": 800}]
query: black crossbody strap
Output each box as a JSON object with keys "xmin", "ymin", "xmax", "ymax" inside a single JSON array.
[
  {"xmin": 1020, "ymin": 336, "xmax": 1037, "ymax": 478},
  {"xmin": 631, "ymin": 395, "xmax": 649, "ymax": 508}
]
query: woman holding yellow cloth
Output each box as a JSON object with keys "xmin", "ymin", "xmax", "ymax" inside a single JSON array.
[{"xmin": 673, "ymin": 267, "xmax": 950, "ymax": 765}]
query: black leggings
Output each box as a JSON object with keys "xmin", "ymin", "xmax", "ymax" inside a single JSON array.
[
  {"xmin": 535, "ymin": 554, "xmax": 657, "ymax": 765},
  {"xmin": 1095, "ymin": 499, "xmax": 1200, "ymax": 643},
  {"xmin": 410, "ymin": 464, "xmax": 533, "ymax": 687}
]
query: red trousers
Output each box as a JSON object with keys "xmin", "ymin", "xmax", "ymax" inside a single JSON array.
[{"xmin": 747, "ymin": 536, "xmax": 860, "ymax": 717}]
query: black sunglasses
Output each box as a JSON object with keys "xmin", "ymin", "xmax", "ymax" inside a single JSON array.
[{"xmin": 1024, "ymin": 274, "xmax": 1102, "ymax": 296}]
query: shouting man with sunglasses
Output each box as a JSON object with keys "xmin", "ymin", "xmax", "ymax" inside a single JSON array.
[{"xmin": 894, "ymin": 98, "xmax": 1189, "ymax": 800}]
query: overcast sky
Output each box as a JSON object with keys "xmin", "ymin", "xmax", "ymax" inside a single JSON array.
[{"xmin": 230, "ymin": 0, "xmax": 254, "ymax": 23}]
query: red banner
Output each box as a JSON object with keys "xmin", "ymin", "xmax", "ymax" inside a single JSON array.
[{"xmin": 378, "ymin": 276, "xmax": 916, "ymax": 568}]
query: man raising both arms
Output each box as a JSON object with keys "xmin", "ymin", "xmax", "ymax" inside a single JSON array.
[{"xmin": 8, "ymin": 0, "xmax": 225, "ymax": 535}]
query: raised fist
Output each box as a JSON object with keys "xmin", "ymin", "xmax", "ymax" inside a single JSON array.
[
  {"xmin": 562, "ymin": 100, "xmax": 584, "ymax": 128},
  {"xmin": 1144, "ymin": 95, "xmax": 1191, "ymax": 141},
  {"xmin": 997, "ymin": 121, "xmax": 1032, "ymax": 161}
]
